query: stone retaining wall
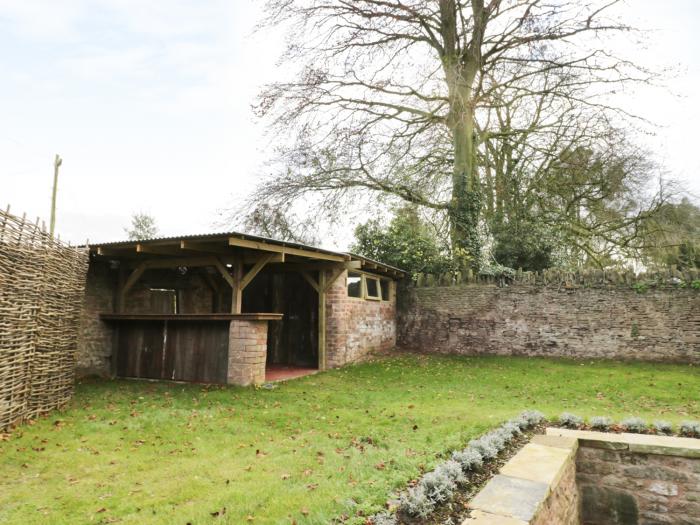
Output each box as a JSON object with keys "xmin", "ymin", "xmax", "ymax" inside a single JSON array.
[
  {"xmin": 465, "ymin": 429, "xmax": 700, "ymax": 525},
  {"xmin": 398, "ymin": 280, "xmax": 699, "ymax": 363},
  {"xmin": 548, "ymin": 428, "xmax": 700, "ymax": 525},
  {"xmin": 463, "ymin": 433, "xmax": 580, "ymax": 524}
]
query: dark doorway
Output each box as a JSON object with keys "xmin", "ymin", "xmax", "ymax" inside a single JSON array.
[{"xmin": 242, "ymin": 271, "xmax": 318, "ymax": 368}]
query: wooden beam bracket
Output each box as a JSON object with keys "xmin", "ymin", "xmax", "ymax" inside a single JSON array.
[
  {"xmin": 117, "ymin": 262, "xmax": 148, "ymax": 311},
  {"xmin": 211, "ymin": 257, "xmax": 236, "ymax": 289},
  {"xmin": 301, "ymin": 271, "xmax": 320, "ymax": 293},
  {"xmin": 241, "ymin": 253, "xmax": 275, "ymax": 290}
]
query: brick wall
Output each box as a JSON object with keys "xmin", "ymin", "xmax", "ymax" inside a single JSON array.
[
  {"xmin": 325, "ymin": 270, "xmax": 397, "ymax": 368},
  {"xmin": 227, "ymin": 320, "xmax": 267, "ymax": 386},
  {"xmin": 398, "ymin": 282, "xmax": 700, "ymax": 363}
]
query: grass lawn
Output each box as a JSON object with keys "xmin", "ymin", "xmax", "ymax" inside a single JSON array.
[{"xmin": 1, "ymin": 354, "xmax": 698, "ymax": 525}]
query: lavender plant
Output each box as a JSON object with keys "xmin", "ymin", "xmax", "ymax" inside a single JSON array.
[
  {"xmin": 501, "ymin": 420, "xmax": 524, "ymax": 437},
  {"xmin": 679, "ymin": 421, "xmax": 700, "ymax": 438},
  {"xmin": 519, "ymin": 410, "xmax": 546, "ymax": 428},
  {"xmin": 653, "ymin": 420, "xmax": 673, "ymax": 435},
  {"xmin": 434, "ymin": 460, "xmax": 466, "ymax": 485},
  {"xmin": 451, "ymin": 448, "xmax": 483, "ymax": 472},
  {"xmin": 371, "ymin": 512, "xmax": 398, "ymax": 525},
  {"xmin": 589, "ymin": 416, "xmax": 613, "ymax": 431},
  {"xmin": 468, "ymin": 435, "xmax": 500, "ymax": 460},
  {"xmin": 379, "ymin": 411, "xmax": 549, "ymax": 525},
  {"xmin": 620, "ymin": 417, "xmax": 648, "ymax": 433},
  {"xmin": 419, "ymin": 469, "xmax": 457, "ymax": 504},
  {"xmin": 398, "ymin": 485, "xmax": 434, "ymax": 519},
  {"xmin": 559, "ymin": 412, "xmax": 583, "ymax": 429}
]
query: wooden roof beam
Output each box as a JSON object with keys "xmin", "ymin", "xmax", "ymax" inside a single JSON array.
[
  {"xmin": 180, "ymin": 240, "xmax": 235, "ymax": 255},
  {"xmin": 136, "ymin": 243, "xmax": 183, "ymax": 256},
  {"xmin": 96, "ymin": 246, "xmax": 134, "ymax": 257},
  {"xmin": 228, "ymin": 236, "xmax": 345, "ymax": 262}
]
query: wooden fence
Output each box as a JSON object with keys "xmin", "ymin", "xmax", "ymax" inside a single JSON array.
[{"xmin": 0, "ymin": 207, "xmax": 88, "ymax": 432}]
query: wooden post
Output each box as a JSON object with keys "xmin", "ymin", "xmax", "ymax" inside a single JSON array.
[
  {"xmin": 318, "ymin": 269, "xmax": 327, "ymax": 371},
  {"xmin": 49, "ymin": 154, "xmax": 62, "ymax": 237},
  {"xmin": 232, "ymin": 256, "xmax": 243, "ymax": 313}
]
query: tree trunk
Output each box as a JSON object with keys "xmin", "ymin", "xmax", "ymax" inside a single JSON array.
[
  {"xmin": 440, "ymin": 0, "xmax": 485, "ymax": 271},
  {"xmin": 449, "ymin": 101, "xmax": 482, "ymax": 270}
]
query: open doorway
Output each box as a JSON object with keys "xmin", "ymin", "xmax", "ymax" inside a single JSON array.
[{"xmin": 242, "ymin": 271, "xmax": 319, "ymax": 372}]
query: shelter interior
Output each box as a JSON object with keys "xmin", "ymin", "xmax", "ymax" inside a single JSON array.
[{"xmin": 89, "ymin": 233, "xmax": 402, "ymax": 384}]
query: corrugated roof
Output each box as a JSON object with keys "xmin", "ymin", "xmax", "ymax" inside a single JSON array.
[{"xmin": 89, "ymin": 230, "xmax": 407, "ymax": 275}]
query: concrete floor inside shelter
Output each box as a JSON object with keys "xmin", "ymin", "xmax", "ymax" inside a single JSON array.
[{"xmin": 265, "ymin": 365, "xmax": 317, "ymax": 382}]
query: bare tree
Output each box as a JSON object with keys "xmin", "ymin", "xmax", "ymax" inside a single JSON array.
[
  {"xmin": 240, "ymin": 202, "xmax": 321, "ymax": 245},
  {"xmin": 248, "ymin": 0, "xmax": 654, "ymax": 269}
]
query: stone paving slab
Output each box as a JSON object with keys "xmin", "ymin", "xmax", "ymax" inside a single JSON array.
[
  {"xmin": 530, "ymin": 434, "xmax": 578, "ymax": 450},
  {"xmin": 469, "ymin": 474, "xmax": 549, "ymax": 522},
  {"xmin": 545, "ymin": 427, "xmax": 700, "ymax": 458},
  {"xmin": 499, "ymin": 442, "xmax": 574, "ymax": 486},
  {"xmin": 461, "ymin": 509, "xmax": 529, "ymax": 525}
]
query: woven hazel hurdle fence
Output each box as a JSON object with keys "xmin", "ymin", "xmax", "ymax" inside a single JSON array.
[{"xmin": 0, "ymin": 207, "xmax": 88, "ymax": 432}]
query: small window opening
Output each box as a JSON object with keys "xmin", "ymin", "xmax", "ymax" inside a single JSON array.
[
  {"xmin": 150, "ymin": 288, "xmax": 178, "ymax": 314},
  {"xmin": 380, "ymin": 279, "xmax": 391, "ymax": 301},
  {"xmin": 347, "ymin": 273, "xmax": 362, "ymax": 298},
  {"xmin": 365, "ymin": 277, "xmax": 381, "ymax": 300}
]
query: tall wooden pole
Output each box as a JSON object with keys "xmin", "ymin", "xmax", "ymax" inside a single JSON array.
[
  {"xmin": 318, "ymin": 269, "xmax": 327, "ymax": 371},
  {"xmin": 49, "ymin": 154, "xmax": 62, "ymax": 237}
]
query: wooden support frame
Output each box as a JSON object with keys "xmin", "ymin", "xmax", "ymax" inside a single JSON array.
[
  {"xmin": 228, "ymin": 236, "xmax": 346, "ymax": 262},
  {"xmin": 241, "ymin": 253, "xmax": 275, "ymax": 290},
  {"xmin": 180, "ymin": 240, "xmax": 234, "ymax": 255},
  {"xmin": 325, "ymin": 267, "xmax": 345, "ymax": 292},
  {"xmin": 136, "ymin": 244, "xmax": 183, "ymax": 256},
  {"xmin": 211, "ymin": 257, "xmax": 236, "ymax": 289},
  {"xmin": 318, "ymin": 269, "xmax": 327, "ymax": 371},
  {"xmin": 301, "ymin": 271, "xmax": 320, "ymax": 293},
  {"xmin": 116, "ymin": 262, "xmax": 147, "ymax": 312},
  {"xmin": 270, "ymin": 261, "xmax": 360, "ymax": 273},
  {"xmin": 114, "ymin": 250, "xmax": 281, "ymax": 316},
  {"xmin": 299, "ymin": 265, "xmax": 347, "ymax": 372}
]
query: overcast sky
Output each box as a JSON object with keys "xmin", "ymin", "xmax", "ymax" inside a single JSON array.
[{"xmin": 0, "ymin": 0, "xmax": 698, "ymax": 247}]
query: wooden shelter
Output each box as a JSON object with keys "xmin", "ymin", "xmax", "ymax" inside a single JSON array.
[{"xmin": 83, "ymin": 232, "xmax": 404, "ymax": 385}]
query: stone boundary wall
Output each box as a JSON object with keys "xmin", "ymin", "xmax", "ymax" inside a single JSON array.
[
  {"xmin": 547, "ymin": 428, "xmax": 700, "ymax": 525},
  {"xmin": 464, "ymin": 433, "xmax": 580, "ymax": 524},
  {"xmin": 398, "ymin": 271, "xmax": 700, "ymax": 364},
  {"xmin": 413, "ymin": 267, "xmax": 700, "ymax": 288}
]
